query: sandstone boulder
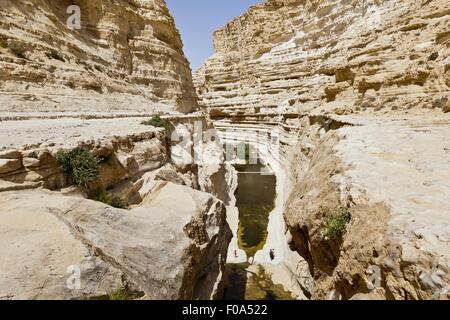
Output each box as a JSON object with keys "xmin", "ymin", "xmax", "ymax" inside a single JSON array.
[
  {"xmin": 0, "ymin": 191, "xmax": 123, "ymax": 300},
  {"xmin": 0, "ymin": 185, "xmax": 232, "ymax": 300}
]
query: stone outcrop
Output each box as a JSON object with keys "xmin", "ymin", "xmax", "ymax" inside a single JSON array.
[
  {"xmin": 195, "ymin": 0, "xmax": 450, "ymax": 115},
  {"xmin": 0, "ymin": 183, "xmax": 231, "ymax": 299},
  {"xmin": 0, "ymin": 115, "xmax": 233, "ymax": 300},
  {"xmin": 0, "ymin": 0, "xmax": 197, "ymax": 114},
  {"xmin": 194, "ymin": 0, "xmax": 450, "ymax": 300},
  {"xmin": 0, "ymin": 119, "xmax": 168, "ymax": 192}
]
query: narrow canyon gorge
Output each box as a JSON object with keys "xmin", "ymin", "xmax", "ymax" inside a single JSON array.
[{"xmin": 0, "ymin": 0, "xmax": 449, "ymax": 301}]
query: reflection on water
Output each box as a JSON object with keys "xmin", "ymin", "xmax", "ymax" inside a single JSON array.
[
  {"xmin": 234, "ymin": 163, "xmax": 276, "ymax": 257},
  {"xmin": 223, "ymin": 263, "xmax": 295, "ymax": 300},
  {"xmin": 222, "ymin": 162, "xmax": 294, "ymax": 300}
]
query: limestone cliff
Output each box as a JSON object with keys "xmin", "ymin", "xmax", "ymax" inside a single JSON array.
[
  {"xmin": 195, "ymin": 0, "xmax": 450, "ymax": 114},
  {"xmin": 195, "ymin": 0, "xmax": 450, "ymax": 300},
  {"xmin": 0, "ymin": 0, "xmax": 197, "ymax": 114},
  {"xmin": 0, "ymin": 116, "xmax": 232, "ymax": 300}
]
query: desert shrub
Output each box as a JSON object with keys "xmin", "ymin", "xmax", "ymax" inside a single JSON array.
[
  {"xmin": 108, "ymin": 286, "xmax": 128, "ymax": 300},
  {"xmin": 46, "ymin": 49, "xmax": 65, "ymax": 62},
  {"xmin": 236, "ymin": 142, "xmax": 252, "ymax": 162},
  {"xmin": 8, "ymin": 41, "xmax": 27, "ymax": 58},
  {"xmin": 93, "ymin": 189, "xmax": 111, "ymax": 204},
  {"xmin": 56, "ymin": 147, "xmax": 100, "ymax": 186},
  {"xmin": 322, "ymin": 207, "xmax": 352, "ymax": 239},
  {"xmin": 0, "ymin": 36, "xmax": 7, "ymax": 49},
  {"xmin": 141, "ymin": 115, "xmax": 170, "ymax": 131},
  {"xmin": 93, "ymin": 190, "xmax": 127, "ymax": 209},
  {"xmin": 110, "ymin": 196, "xmax": 127, "ymax": 209}
]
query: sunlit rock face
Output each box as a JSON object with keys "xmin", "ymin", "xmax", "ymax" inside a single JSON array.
[
  {"xmin": 194, "ymin": 0, "xmax": 450, "ymax": 300},
  {"xmin": 0, "ymin": 0, "xmax": 197, "ymax": 114},
  {"xmin": 194, "ymin": 0, "xmax": 450, "ymax": 115}
]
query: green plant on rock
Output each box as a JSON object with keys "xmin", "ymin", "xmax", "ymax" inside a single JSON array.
[
  {"xmin": 110, "ymin": 196, "xmax": 127, "ymax": 209},
  {"xmin": 93, "ymin": 190, "xmax": 128, "ymax": 209},
  {"xmin": 56, "ymin": 147, "xmax": 100, "ymax": 186},
  {"xmin": 322, "ymin": 207, "xmax": 352, "ymax": 239},
  {"xmin": 93, "ymin": 189, "xmax": 111, "ymax": 204},
  {"xmin": 141, "ymin": 115, "xmax": 171, "ymax": 131},
  {"xmin": 46, "ymin": 49, "xmax": 65, "ymax": 62},
  {"xmin": 0, "ymin": 36, "xmax": 7, "ymax": 49},
  {"xmin": 8, "ymin": 41, "xmax": 27, "ymax": 58},
  {"xmin": 108, "ymin": 286, "xmax": 128, "ymax": 300}
]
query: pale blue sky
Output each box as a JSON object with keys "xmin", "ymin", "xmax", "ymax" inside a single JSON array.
[{"xmin": 165, "ymin": 0, "xmax": 262, "ymax": 71}]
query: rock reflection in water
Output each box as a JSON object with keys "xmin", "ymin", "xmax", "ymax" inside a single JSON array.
[{"xmin": 233, "ymin": 163, "xmax": 276, "ymax": 258}]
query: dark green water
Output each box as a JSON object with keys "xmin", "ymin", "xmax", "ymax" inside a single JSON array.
[
  {"xmin": 234, "ymin": 163, "xmax": 276, "ymax": 258},
  {"xmin": 223, "ymin": 164, "xmax": 295, "ymax": 300}
]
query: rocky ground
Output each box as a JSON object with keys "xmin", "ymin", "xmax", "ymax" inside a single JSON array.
[
  {"xmin": 0, "ymin": 113, "xmax": 234, "ymax": 300},
  {"xmin": 0, "ymin": 0, "xmax": 196, "ymax": 113},
  {"xmin": 195, "ymin": 0, "xmax": 450, "ymax": 300},
  {"xmin": 0, "ymin": 0, "xmax": 449, "ymax": 300}
]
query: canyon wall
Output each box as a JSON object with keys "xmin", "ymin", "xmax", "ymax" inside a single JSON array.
[
  {"xmin": 195, "ymin": 0, "xmax": 450, "ymax": 114},
  {"xmin": 0, "ymin": 116, "xmax": 232, "ymax": 299},
  {"xmin": 0, "ymin": 0, "xmax": 197, "ymax": 114},
  {"xmin": 196, "ymin": 0, "xmax": 450, "ymax": 299}
]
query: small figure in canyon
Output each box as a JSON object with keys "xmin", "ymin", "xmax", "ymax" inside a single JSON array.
[
  {"xmin": 269, "ymin": 249, "xmax": 275, "ymax": 261},
  {"xmin": 234, "ymin": 250, "xmax": 237, "ymax": 258}
]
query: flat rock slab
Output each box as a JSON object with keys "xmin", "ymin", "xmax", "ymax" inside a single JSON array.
[
  {"xmin": 0, "ymin": 117, "xmax": 159, "ymax": 149},
  {"xmin": 0, "ymin": 182, "xmax": 231, "ymax": 300},
  {"xmin": 0, "ymin": 191, "xmax": 123, "ymax": 300},
  {"xmin": 335, "ymin": 116, "xmax": 450, "ymax": 261}
]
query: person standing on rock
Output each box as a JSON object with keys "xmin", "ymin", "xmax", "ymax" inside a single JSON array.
[{"xmin": 269, "ymin": 249, "xmax": 275, "ymax": 261}]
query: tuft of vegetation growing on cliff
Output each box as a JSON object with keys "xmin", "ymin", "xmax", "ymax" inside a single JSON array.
[
  {"xmin": 322, "ymin": 207, "xmax": 352, "ymax": 239},
  {"xmin": 108, "ymin": 286, "xmax": 129, "ymax": 300},
  {"xmin": 8, "ymin": 41, "xmax": 27, "ymax": 58},
  {"xmin": 46, "ymin": 49, "xmax": 65, "ymax": 62},
  {"xmin": 142, "ymin": 115, "xmax": 171, "ymax": 131},
  {"xmin": 93, "ymin": 190, "xmax": 128, "ymax": 209},
  {"xmin": 56, "ymin": 147, "xmax": 100, "ymax": 186}
]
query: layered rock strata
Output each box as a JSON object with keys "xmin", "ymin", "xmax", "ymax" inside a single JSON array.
[
  {"xmin": 0, "ymin": 0, "xmax": 197, "ymax": 114},
  {"xmin": 195, "ymin": 0, "xmax": 450, "ymax": 115},
  {"xmin": 195, "ymin": 0, "xmax": 450, "ymax": 300},
  {"xmin": 0, "ymin": 117, "xmax": 232, "ymax": 299}
]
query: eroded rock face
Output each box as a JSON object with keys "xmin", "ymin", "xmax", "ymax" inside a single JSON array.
[
  {"xmin": 285, "ymin": 120, "xmax": 450, "ymax": 300},
  {"xmin": 0, "ymin": 119, "xmax": 169, "ymax": 192},
  {"xmin": 194, "ymin": 0, "xmax": 450, "ymax": 300},
  {"xmin": 0, "ymin": 183, "xmax": 231, "ymax": 300},
  {"xmin": 0, "ymin": 0, "xmax": 197, "ymax": 113},
  {"xmin": 0, "ymin": 114, "xmax": 234, "ymax": 300},
  {"xmin": 195, "ymin": 0, "xmax": 450, "ymax": 114},
  {"xmin": 0, "ymin": 190, "xmax": 124, "ymax": 300}
]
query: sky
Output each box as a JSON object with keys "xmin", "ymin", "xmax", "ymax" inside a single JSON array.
[{"xmin": 165, "ymin": 0, "xmax": 262, "ymax": 71}]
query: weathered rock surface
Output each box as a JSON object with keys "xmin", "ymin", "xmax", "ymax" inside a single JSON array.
[
  {"xmin": 0, "ymin": 183, "xmax": 231, "ymax": 300},
  {"xmin": 0, "ymin": 190, "xmax": 124, "ymax": 300},
  {"xmin": 195, "ymin": 0, "xmax": 450, "ymax": 115},
  {"xmin": 194, "ymin": 0, "xmax": 450, "ymax": 300},
  {"xmin": 0, "ymin": 118, "xmax": 168, "ymax": 191},
  {"xmin": 0, "ymin": 0, "xmax": 197, "ymax": 113},
  {"xmin": 285, "ymin": 115, "xmax": 450, "ymax": 300}
]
